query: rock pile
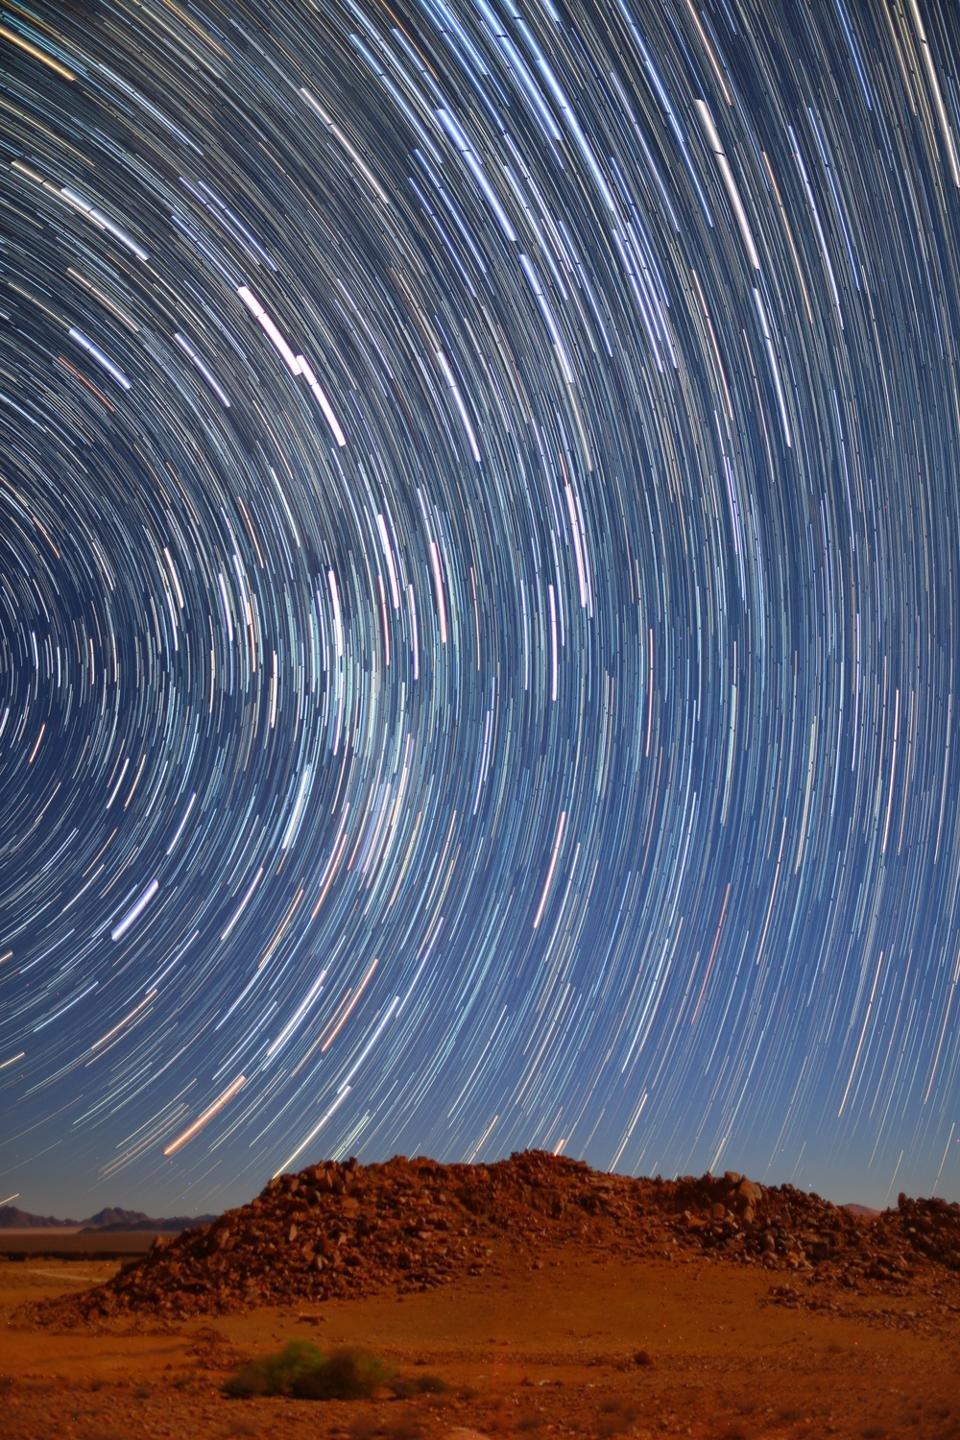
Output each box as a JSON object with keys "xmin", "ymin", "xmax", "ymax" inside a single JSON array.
[
  {"xmin": 663, "ymin": 1171, "xmax": 960, "ymax": 1283},
  {"xmin": 30, "ymin": 1151, "xmax": 960, "ymax": 1324}
]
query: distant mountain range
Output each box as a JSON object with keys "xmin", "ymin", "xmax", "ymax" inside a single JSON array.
[
  {"xmin": 0, "ymin": 1204, "xmax": 217, "ymax": 1231},
  {"xmin": 0, "ymin": 1206, "xmax": 71, "ymax": 1229}
]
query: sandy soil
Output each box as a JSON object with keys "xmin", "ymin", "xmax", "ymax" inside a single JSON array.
[{"xmin": 2, "ymin": 1241, "xmax": 958, "ymax": 1440}]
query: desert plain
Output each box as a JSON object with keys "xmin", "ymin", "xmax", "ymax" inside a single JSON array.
[{"xmin": 2, "ymin": 1153, "xmax": 958, "ymax": 1440}]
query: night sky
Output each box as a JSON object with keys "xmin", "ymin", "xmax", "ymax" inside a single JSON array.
[{"xmin": 1, "ymin": 0, "xmax": 959, "ymax": 1220}]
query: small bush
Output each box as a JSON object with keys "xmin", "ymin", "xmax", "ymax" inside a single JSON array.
[
  {"xmin": 224, "ymin": 1339, "xmax": 327, "ymax": 1397},
  {"xmin": 225, "ymin": 1341, "xmax": 453, "ymax": 1403},
  {"xmin": 291, "ymin": 1346, "xmax": 394, "ymax": 1400}
]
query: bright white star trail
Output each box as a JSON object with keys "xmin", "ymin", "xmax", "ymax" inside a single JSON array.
[{"xmin": 1, "ymin": 0, "xmax": 958, "ymax": 1215}]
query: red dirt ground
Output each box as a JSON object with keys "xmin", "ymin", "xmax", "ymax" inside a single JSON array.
[{"xmin": 4, "ymin": 1153, "xmax": 958, "ymax": 1440}]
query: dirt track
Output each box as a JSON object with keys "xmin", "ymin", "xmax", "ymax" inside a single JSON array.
[{"xmin": 3, "ymin": 1238, "xmax": 958, "ymax": 1440}]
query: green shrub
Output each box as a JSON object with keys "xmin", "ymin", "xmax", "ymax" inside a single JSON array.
[
  {"xmin": 224, "ymin": 1339, "xmax": 326, "ymax": 1397},
  {"xmin": 291, "ymin": 1346, "xmax": 394, "ymax": 1400},
  {"xmin": 225, "ymin": 1341, "xmax": 396, "ymax": 1401},
  {"xmin": 224, "ymin": 1340, "xmax": 458, "ymax": 1404}
]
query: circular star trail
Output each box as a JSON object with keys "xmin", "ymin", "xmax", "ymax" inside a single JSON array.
[{"xmin": 1, "ymin": 0, "xmax": 959, "ymax": 1214}]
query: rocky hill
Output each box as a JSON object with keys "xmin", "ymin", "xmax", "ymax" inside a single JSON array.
[{"xmin": 29, "ymin": 1151, "xmax": 960, "ymax": 1326}]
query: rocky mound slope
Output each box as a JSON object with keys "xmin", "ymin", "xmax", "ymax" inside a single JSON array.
[{"xmin": 30, "ymin": 1151, "xmax": 960, "ymax": 1323}]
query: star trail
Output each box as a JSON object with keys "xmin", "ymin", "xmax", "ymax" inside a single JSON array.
[{"xmin": 1, "ymin": 0, "xmax": 959, "ymax": 1216}]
